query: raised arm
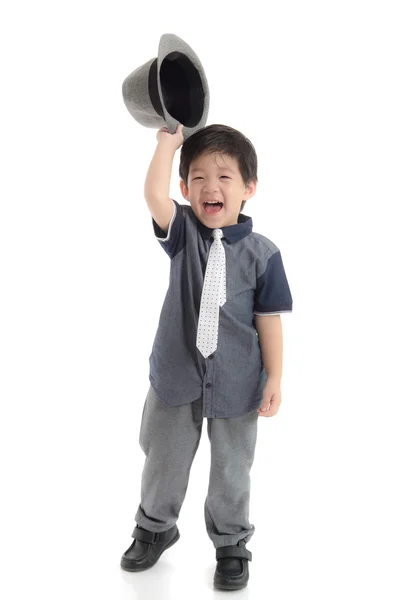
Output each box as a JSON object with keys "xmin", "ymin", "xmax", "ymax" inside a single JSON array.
[{"xmin": 144, "ymin": 124, "xmax": 184, "ymax": 231}]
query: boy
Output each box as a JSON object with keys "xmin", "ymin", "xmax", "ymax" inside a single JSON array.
[{"xmin": 120, "ymin": 123, "xmax": 293, "ymax": 591}]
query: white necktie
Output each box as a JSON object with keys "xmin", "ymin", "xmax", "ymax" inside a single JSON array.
[{"xmin": 196, "ymin": 228, "xmax": 226, "ymax": 358}]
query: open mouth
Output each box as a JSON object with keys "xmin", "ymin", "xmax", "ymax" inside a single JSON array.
[{"xmin": 202, "ymin": 201, "xmax": 223, "ymax": 214}]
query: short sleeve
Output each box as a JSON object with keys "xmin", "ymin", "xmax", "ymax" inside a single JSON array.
[
  {"xmin": 253, "ymin": 250, "xmax": 293, "ymax": 315},
  {"xmin": 152, "ymin": 199, "xmax": 185, "ymax": 259}
]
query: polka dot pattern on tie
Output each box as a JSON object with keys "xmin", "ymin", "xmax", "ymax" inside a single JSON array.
[{"xmin": 196, "ymin": 229, "xmax": 226, "ymax": 358}]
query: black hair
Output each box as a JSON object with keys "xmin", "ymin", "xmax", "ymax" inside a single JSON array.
[{"xmin": 178, "ymin": 124, "xmax": 258, "ymax": 213}]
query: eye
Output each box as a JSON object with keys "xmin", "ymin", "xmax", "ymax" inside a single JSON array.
[{"xmin": 191, "ymin": 176, "xmax": 230, "ymax": 181}]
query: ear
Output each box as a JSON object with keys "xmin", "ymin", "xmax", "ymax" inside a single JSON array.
[
  {"xmin": 180, "ymin": 179, "xmax": 189, "ymax": 200},
  {"xmin": 244, "ymin": 179, "xmax": 257, "ymax": 200}
]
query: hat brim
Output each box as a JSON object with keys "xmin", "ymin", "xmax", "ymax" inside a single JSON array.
[{"xmin": 157, "ymin": 34, "xmax": 209, "ymax": 139}]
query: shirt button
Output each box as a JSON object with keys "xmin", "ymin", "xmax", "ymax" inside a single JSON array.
[{"xmin": 206, "ymin": 383, "xmax": 212, "ymax": 389}]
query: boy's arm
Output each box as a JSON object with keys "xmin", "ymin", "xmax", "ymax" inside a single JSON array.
[
  {"xmin": 254, "ymin": 314, "xmax": 283, "ymax": 381},
  {"xmin": 144, "ymin": 124, "xmax": 184, "ymax": 232}
]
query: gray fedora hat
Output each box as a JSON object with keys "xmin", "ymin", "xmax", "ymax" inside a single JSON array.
[{"xmin": 122, "ymin": 33, "xmax": 209, "ymax": 140}]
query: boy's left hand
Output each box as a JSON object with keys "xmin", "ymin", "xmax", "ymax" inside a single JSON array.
[{"xmin": 257, "ymin": 378, "xmax": 282, "ymax": 417}]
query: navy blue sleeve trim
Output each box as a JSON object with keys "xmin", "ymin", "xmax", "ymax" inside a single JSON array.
[
  {"xmin": 152, "ymin": 199, "xmax": 185, "ymax": 259},
  {"xmin": 254, "ymin": 250, "xmax": 293, "ymax": 313}
]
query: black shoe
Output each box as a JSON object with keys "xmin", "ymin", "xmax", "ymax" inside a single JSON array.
[
  {"xmin": 120, "ymin": 524, "xmax": 180, "ymax": 572},
  {"xmin": 213, "ymin": 540, "xmax": 252, "ymax": 591}
]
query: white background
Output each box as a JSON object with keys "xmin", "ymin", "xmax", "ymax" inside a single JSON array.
[{"xmin": 1, "ymin": 1, "xmax": 399, "ymax": 598}]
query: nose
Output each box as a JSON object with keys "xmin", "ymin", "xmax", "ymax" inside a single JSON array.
[{"xmin": 202, "ymin": 178, "xmax": 219, "ymax": 193}]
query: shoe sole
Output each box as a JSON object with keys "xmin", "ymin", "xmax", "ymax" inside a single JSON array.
[
  {"xmin": 214, "ymin": 581, "xmax": 248, "ymax": 590},
  {"xmin": 120, "ymin": 530, "xmax": 180, "ymax": 572},
  {"xmin": 214, "ymin": 581, "xmax": 248, "ymax": 591}
]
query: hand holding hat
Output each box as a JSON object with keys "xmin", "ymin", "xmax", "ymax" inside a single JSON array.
[{"xmin": 156, "ymin": 123, "xmax": 185, "ymax": 151}]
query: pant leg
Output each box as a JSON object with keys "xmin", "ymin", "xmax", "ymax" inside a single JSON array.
[
  {"xmin": 204, "ymin": 409, "xmax": 258, "ymax": 548},
  {"xmin": 134, "ymin": 384, "xmax": 203, "ymax": 532}
]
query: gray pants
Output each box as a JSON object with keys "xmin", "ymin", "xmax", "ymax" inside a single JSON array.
[{"xmin": 134, "ymin": 384, "xmax": 258, "ymax": 549}]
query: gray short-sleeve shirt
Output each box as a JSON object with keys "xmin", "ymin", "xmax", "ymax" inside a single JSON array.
[{"xmin": 148, "ymin": 199, "xmax": 293, "ymax": 418}]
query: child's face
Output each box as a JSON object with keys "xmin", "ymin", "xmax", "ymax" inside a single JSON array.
[{"xmin": 180, "ymin": 152, "xmax": 256, "ymax": 227}]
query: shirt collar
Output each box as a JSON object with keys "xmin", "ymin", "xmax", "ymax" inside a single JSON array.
[{"xmin": 188, "ymin": 207, "xmax": 253, "ymax": 244}]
